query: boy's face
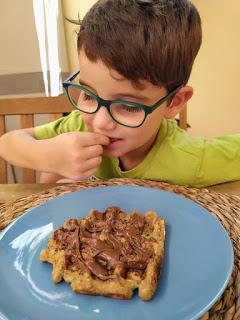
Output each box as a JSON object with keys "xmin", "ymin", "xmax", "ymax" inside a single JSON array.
[{"xmin": 78, "ymin": 50, "xmax": 169, "ymax": 169}]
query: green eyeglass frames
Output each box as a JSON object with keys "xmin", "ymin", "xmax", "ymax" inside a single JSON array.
[{"xmin": 63, "ymin": 69, "xmax": 183, "ymax": 128}]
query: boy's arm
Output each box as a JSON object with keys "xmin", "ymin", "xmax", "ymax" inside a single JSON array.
[
  {"xmin": 39, "ymin": 172, "xmax": 78, "ymax": 183},
  {"xmin": 0, "ymin": 128, "xmax": 50, "ymax": 172},
  {"xmin": 195, "ymin": 134, "xmax": 240, "ymax": 187},
  {"xmin": 40, "ymin": 172, "xmax": 67, "ymax": 183},
  {"xmin": 0, "ymin": 128, "xmax": 110, "ymax": 181}
]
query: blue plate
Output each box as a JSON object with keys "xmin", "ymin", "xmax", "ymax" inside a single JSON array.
[{"xmin": 0, "ymin": 186, "xmax": 233, "ymax": 320}]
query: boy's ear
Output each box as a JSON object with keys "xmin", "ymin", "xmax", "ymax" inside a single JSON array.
[{"xmin": 164, "ymin": 86, "xmax": 193, "ymax": 119}]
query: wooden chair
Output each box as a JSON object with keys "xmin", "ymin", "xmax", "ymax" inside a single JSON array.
[
  {"xmin": 179, "ymin": 105, "xmax": 188, "ymax": 131},
  {"xmin": 0, "ymin": 95, "xmax": 72, "ymax": 183},
  {"xmin": 0, "ymin": 96, "xmax": 187, "ymax": 183}
]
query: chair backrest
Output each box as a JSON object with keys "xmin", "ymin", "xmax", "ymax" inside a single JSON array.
[
  {"xmin": 0, "ymin": 96, "xmax": 187, "ymax": 183},
  {"xmin": 179, "ymin": 105, "xmax": 188, "ymax": 130},
  {"xmin": 0, "ymin": 95, "xmax": 72, "ymax": 183}
]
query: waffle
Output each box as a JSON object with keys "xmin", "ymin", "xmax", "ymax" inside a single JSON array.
[{"xmin": 40, "ymin": 206, "xmax": 165, "ymax": 301}]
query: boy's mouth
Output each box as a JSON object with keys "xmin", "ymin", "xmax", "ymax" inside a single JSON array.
[
  {"xmin": 104, "ymin": 137, "xmax": 122, "ymax": 146},
  {"xmin": 109, "ymin": 138, "xmax": 120, "ymax": 143}
]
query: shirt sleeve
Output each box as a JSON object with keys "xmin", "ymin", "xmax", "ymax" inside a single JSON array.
[
  {"xmin": 194, "ymin": 134, "xmax": 240, "ymax": 187},
  {"xmin": 34, "ymin": 111, "xmax": 88, "ymax": 140}
]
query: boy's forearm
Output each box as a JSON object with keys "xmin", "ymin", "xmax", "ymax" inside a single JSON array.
[
  {"xmin": 40, "ymin": 172, "xmax": 66, "ymax": 183},
  {"xmin": 0, "ymin": 129, "xmax": 50, "ymax": 172}
]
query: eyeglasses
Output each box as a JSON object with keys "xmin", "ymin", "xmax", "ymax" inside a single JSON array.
[{"xmin": 63, "ymin": 69, "xmax": 182, "ymax": 128}]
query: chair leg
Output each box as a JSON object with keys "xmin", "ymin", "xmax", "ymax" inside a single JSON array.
[
  {"xmin": 179, "ymin": 105, "xmax": 187, "ymax": 130},
  {"xmin": 10, "ymin": 164, "xmax": 17, "ymax": 183}
]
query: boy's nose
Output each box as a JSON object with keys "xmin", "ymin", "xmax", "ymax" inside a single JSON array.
[{"xmin": 92, "ymin": 106, "xmax": 116, "ymax": 131}]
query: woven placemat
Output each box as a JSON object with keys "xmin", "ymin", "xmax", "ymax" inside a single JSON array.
[{"xmin": 0, "ymin": 178, "xmax": 239, "ymax": 320}]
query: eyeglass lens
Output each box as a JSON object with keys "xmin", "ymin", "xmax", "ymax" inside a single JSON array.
[{"xmin": 67, "ymin": 85, "xmax": 146, "ymax": 127}]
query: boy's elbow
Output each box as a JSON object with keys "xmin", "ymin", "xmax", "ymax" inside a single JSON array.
[
  {"xmin": 0, "ymin": 132, "xmax": 11, "ymax": 156},
  {"xmin": 0, "ymin": 128, "xmax": 35, "ymax": 158}
]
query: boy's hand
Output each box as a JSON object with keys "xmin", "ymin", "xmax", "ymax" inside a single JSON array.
[{"xmin": 44, "ymin": 132, "xmax": 110, "ymax": 180}]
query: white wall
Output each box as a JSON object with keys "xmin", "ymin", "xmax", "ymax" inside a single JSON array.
[
  {"xmin": 189, "ymin": 0, "xmax": 240, "ymax": 137},
  {"xmin": 0, "ymin": 0, "xmax": 69, "ymax": 76},
  {"xmin": 0, "ymin": 0, "xmax": 41, "ymax": 75}
]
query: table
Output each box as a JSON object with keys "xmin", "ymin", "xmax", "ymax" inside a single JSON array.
[
  {"xmin": 0, "ymin": 180, "xmax": 240, "ymax": 204},
  {"xmin": 0, "ymin": 178, "xmax": 239, "ymax": 319},
  {"xmin": 0, "ymin": 183, "xmax": 62, "ymax": 204}
]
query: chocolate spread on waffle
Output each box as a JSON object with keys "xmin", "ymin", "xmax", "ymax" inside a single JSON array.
[{"xmin": 53, "ymin": 207, "xmax": 155, "ymax": 280}]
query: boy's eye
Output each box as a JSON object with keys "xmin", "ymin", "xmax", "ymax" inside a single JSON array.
[
  {"xmin": 82, "ymin": 92, "xmax": 94, "ymax": 101},
  {"xmin": 120, "ymin": 104, "xmax": 143, "ymax": 113}
]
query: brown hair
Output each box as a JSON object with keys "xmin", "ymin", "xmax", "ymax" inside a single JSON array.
[{"xmin": 74, "ymin": 0, "xmax": 202, "ymax": 91}]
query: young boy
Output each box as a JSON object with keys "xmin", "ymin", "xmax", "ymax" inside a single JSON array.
[{"xmin": 0, "ymin": 0, "xmax": 239, "ymax": 187}]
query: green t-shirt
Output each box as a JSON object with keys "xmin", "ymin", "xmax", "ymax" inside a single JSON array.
[{"xmin": 34, "ymin": 110, "xmax": 240, "ymax": 187}]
